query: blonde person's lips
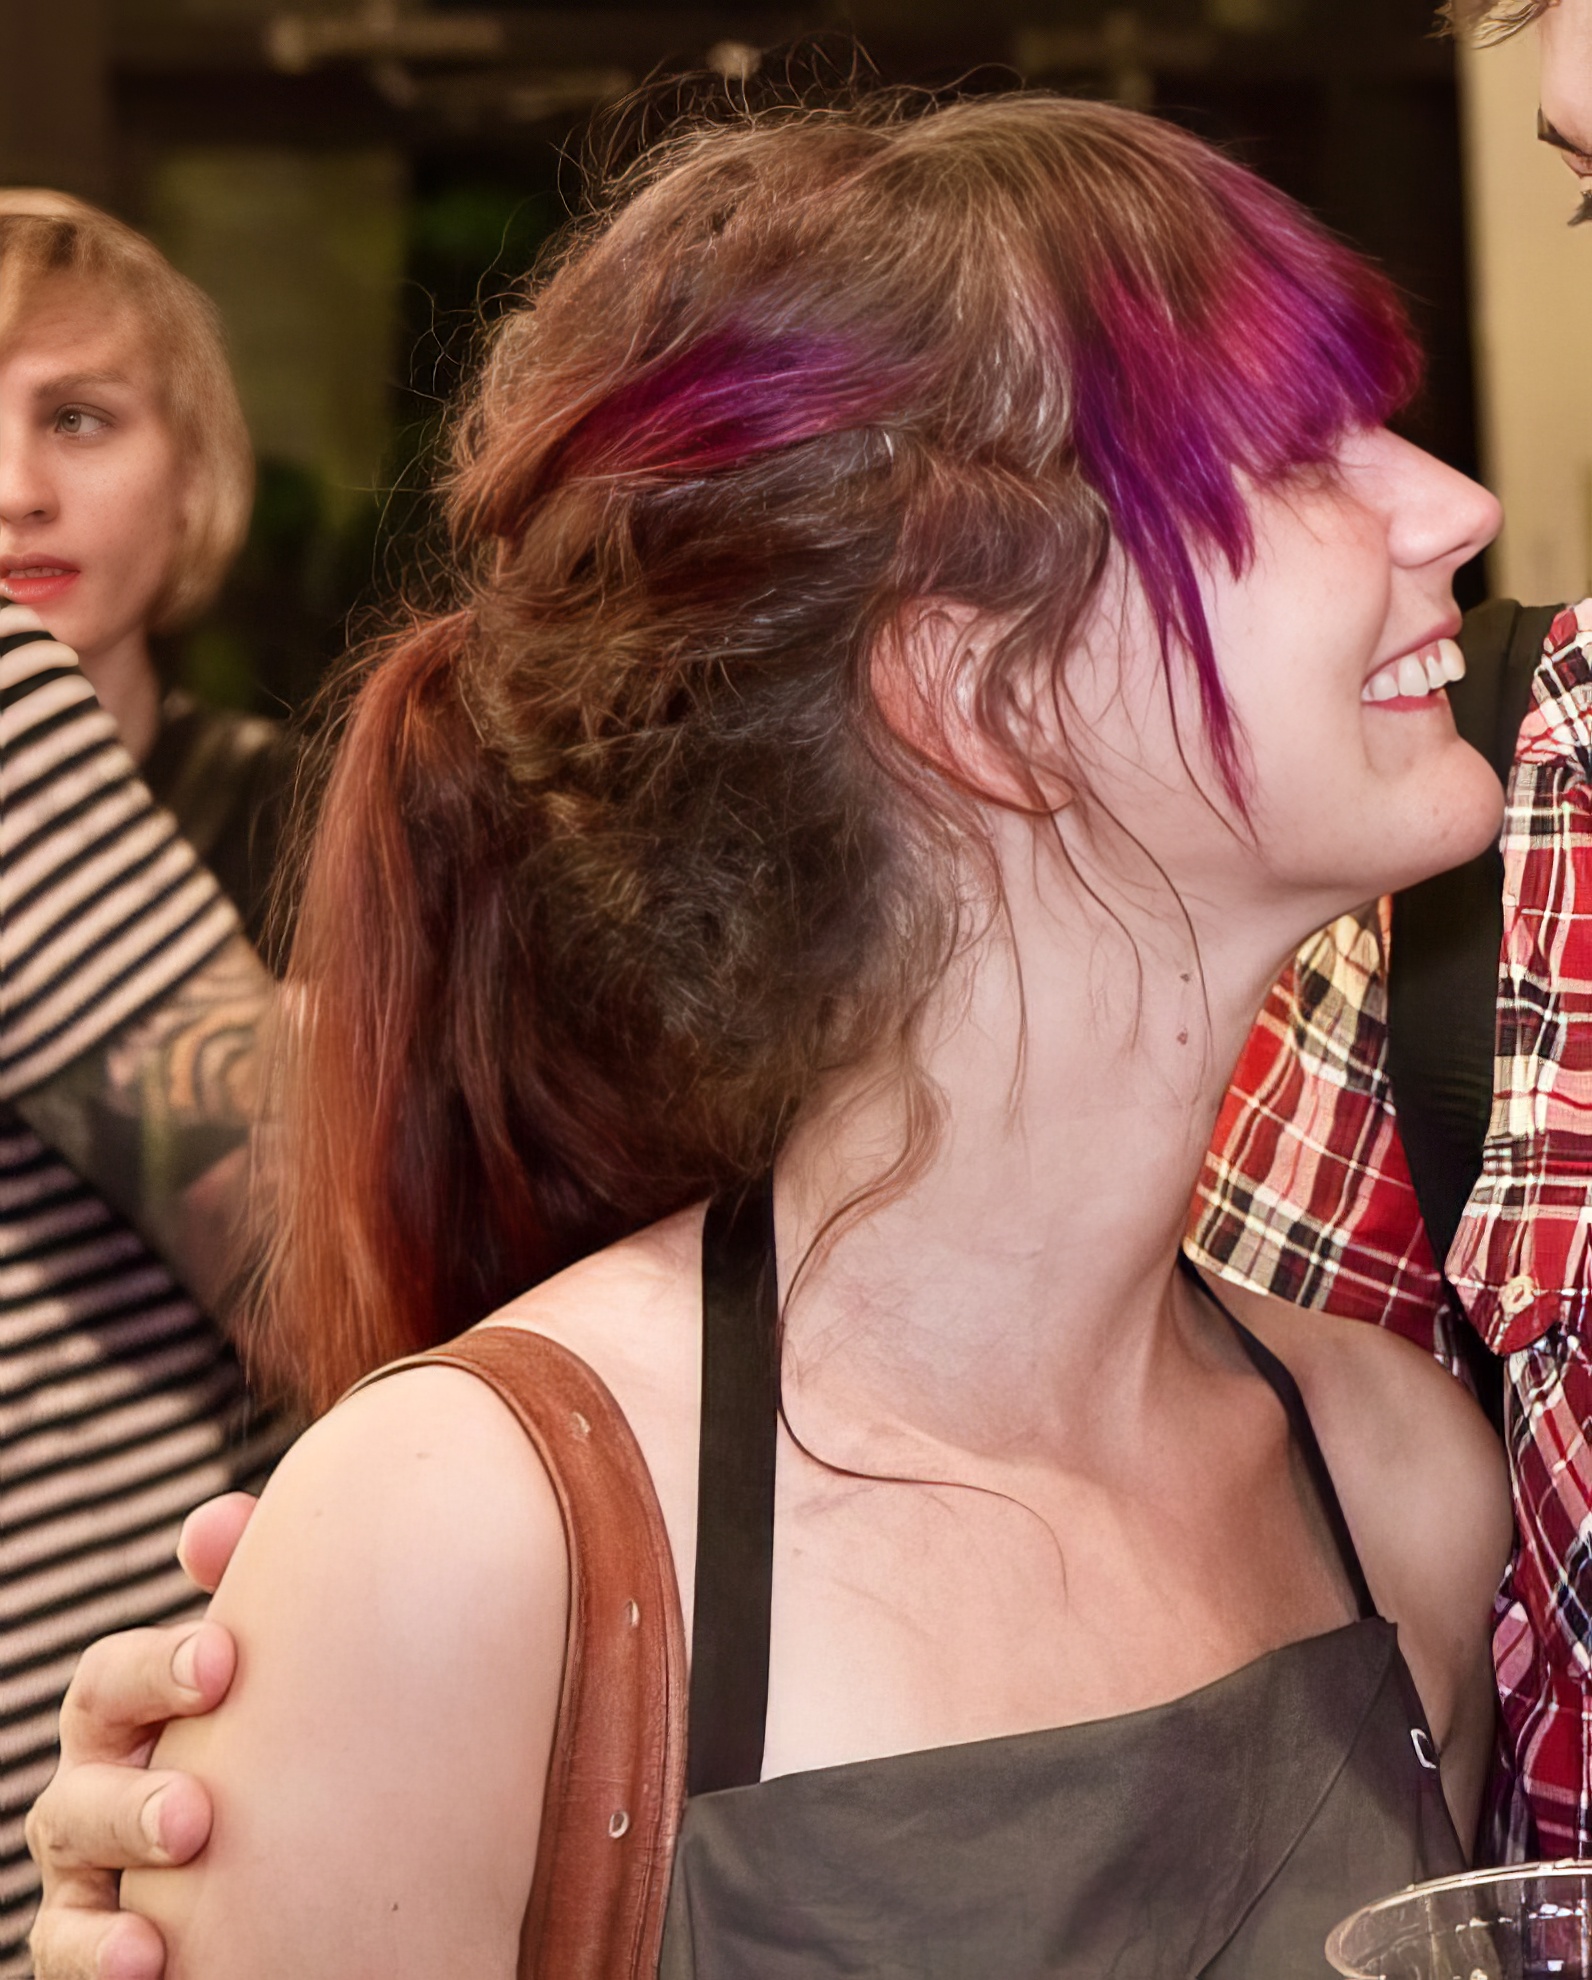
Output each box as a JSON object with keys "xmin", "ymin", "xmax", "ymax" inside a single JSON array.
[
  {"xmin": 0, "ymin": 561, "xmax": 81, "ymax": 605},
  {"xmin": 1361, "ymin": 636, "xmax": 1466, "ymax": 706}
]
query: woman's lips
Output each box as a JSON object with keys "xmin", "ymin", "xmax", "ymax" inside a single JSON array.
[{"xmin": 0, "ymin": 566, "xmax": 81, "ymax": 605}]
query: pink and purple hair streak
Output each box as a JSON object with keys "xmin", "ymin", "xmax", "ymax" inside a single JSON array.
[{"xmin": 529, "ymin": 113, "xmax": 1421, "ymax": 799}]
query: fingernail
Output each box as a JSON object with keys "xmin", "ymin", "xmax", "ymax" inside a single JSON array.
[
  {"xmin": 100, "ymin": 1921, "xmax": 159, "ymax": 1980},
  {"xmin": 171, "ymin": 1629, "xmax": 202, "ymax": 1693},
  {"xmin": 140, "ymin": 1784, "xmax": 170, "ymax": 1853}
]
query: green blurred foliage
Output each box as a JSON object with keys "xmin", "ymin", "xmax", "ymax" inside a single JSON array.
[
  {"xmin": 169, "ymin": 171, "xmax": 565, "ymax": 721},
  {"xmin": 168, "ymin": 457, "xmax": 381, "ymax": 719},
  {"xmin": 407, "ymin": 182, "xmax": 562, "ymax": 294},
  {"xmin": 382, "ymin": 176, "xmax": 566, "ymax": 586}
]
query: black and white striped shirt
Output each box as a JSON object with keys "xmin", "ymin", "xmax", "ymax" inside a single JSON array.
[{"xmin": 0, "ymin": 605, "xmax": 290, "ymax": 1974}]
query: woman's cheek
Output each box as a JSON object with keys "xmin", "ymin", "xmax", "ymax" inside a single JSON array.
[{"xmin": 105, "ymin": 458, "xmax": 185, "ymax": 602}]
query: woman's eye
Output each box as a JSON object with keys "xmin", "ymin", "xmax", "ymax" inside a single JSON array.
[{"xmin": 55, "ymin": 408, "xmax": 109, "ymax": 437}]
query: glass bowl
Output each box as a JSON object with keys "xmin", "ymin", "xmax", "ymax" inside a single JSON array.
[{"xmin": 1327, "ymin": 1861, "xmax": 1592, "ymax": 1978}]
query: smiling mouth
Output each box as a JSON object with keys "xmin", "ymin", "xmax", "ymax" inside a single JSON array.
[{"xmin": 1361, "ymin": 638, "xmax": 1466, "ymax": 705}]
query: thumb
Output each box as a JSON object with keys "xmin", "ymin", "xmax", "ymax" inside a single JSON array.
[{"xmin": 175, "ymin": 1492, "xmax": 258, "ymax": 1593}]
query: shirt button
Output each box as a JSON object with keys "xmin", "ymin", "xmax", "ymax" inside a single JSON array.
[{"xmin": 1500, "ymin": 1274, "xmax": 1538, "ymax": 1317}]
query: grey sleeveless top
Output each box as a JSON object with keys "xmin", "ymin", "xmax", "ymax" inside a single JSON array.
[{"xmin": 657, "ymin": 1178, "xmax": 1465, "ymax": 1978}]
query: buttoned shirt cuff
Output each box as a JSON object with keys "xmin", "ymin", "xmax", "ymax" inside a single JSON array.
[{"xmin": 1446, "ymin": 1137, "xmax": 1592, "ymax": 1351}]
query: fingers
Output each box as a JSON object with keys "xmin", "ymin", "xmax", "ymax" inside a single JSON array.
[
  {"xmin": 32, "ymin": 1621, "xmax": 230, "ymax": 1976},
  {"xmin": 176, "ymin": 1491, "xmax": 258, "ymax": 1594},
  {"xmin": 28, "ymin": 1764, "xmax": 212, "ymax": 1881},
  {"xmin": 57, "ymin": 1624, "xmax": 236, "ymax": 1767},
  {"xmin": 27, "ymin": 1762, "xmax": 206, "ymax": 1980},
  {"xmin": 30, "ymin": 1902, "xmax": 167, "ymax": 1980}
]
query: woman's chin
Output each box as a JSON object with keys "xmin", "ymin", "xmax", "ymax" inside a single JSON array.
[{"xmin": 1377, "ymin": 744, "xmax": 1506, "ymax": 897}]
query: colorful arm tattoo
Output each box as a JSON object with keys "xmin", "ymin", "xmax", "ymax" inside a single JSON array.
[{"xmin": 13, "ymin": 932, "xmax": 273, "ymax": 1326}]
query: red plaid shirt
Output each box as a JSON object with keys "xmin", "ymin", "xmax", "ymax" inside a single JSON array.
[{"xmin": 1189, "ymin": 601, "xmax": 1592, "ymax": 1862}]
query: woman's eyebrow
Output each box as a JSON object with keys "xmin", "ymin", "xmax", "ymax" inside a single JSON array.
[{"xmin": 30, "ymin": 369, "xmax": 130, "ymax": 397}]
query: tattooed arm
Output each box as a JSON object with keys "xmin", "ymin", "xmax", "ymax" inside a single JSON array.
[
  {"xmin": 1, "ymin": 600, "xmax": 275, "ymax": 1329},
  {"xmin": 13, "ymin": 934, "xmax": 273, "ymax": 1322}
]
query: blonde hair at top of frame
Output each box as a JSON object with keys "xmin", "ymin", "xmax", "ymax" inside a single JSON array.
[
  {"xmin": 1437, "ymin": 0, "xmax": 1549, "ymax": 40},
  {"xmin": 0, "ymin": 189, "xmax": 253, "ymax": 631}
]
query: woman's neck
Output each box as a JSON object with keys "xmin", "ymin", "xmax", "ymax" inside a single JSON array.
[
  {"xmin": 775, "ymin": 812, "xmax": 1321, "ymax": 1466},
  {"xmin": 79, "ymin": 629, "xmax": 162, "ymax": 764}
]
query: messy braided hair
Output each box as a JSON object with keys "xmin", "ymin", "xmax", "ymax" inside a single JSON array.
[{"xmin": 255, "ymin": 89, "xmax": 1419, "ymax": 1412}]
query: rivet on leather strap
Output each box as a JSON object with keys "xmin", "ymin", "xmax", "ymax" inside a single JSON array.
[{"xmin": 347, "ymin": 1326, "xmax": 688, "ymax": 1977}]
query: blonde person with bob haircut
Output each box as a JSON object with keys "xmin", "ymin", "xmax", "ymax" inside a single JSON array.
[
  {"xmin": 0, "ymin": 191, "xmax": 292, "ymax": 1974},
  {"xmin": 0, "ymin": 191, "xmax": 253, "ymax": 757}
]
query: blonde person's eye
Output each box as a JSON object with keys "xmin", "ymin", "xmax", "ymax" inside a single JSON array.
[{"xmin": 55, "ymin": 407, "xmax": 110, "ymax": 437}]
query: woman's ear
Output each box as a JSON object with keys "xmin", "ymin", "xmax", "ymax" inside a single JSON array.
[{"xmin": 869, "ymin": 599, "xmax": 1073, "ymax": 813}]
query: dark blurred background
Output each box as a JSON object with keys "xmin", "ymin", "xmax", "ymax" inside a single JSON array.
[{"xmin": 0, "ymin": 0, "xmax": 1481, "ymax": 717}]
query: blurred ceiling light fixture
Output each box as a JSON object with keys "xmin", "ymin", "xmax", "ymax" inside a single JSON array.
[
  {"xmin": 504, "ymin": 70, "xmax": 633, "ymax": 123},
  {"xmin": 369, "ymin": 57, "xmax": 421, "ymax": 110},
  {"xmin": 1100, "ymin": 11, "xmax": 1153, "ymax": 110},
  {"xmin": 264, "ymin": 0, "xmax": 626, "ymax": 127},
  {"xmin": 707, "ymin": 42, "xmax": 762, "ymax": 83},
  {"xmin": 422, "ymin": 67, "xmax": 632, "ymax": 129},
  {"xmin": 1204, "ymin": 0, "xmax": 1292, "ymax": 27},
  {"xmin": 265, "ymin": 0, "xmax": 505, "ymax": 76},
  {"xmin": 1013, "ymin": 12, "xmax": 1214, "ymax": 105}
]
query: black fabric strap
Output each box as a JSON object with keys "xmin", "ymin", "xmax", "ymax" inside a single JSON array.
[
  {"xmin": 1386, "ymin": 597, "xmax": 1556, "ymax": 1436},
  {"xmin": 689, "ymin": 1172, "xmax": 782, "ymax": 1797},
  {"xmin": 1179, "ymin": 1255, "xmax": 1377, "ymax": 1623},
  {"xmin": 690, "ymin": 1196, "xmax": 1381, "ymax": 1794}
]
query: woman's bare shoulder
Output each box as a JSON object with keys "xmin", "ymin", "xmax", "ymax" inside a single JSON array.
[
  {"xmin": 185, "ymin": 1363, "xmax": 572, "ymax": 1750},
  {"xmin": 1215, "ymin": 1278, "xmax": 1510, "ymax": 1610},
  {"xmin": 1207, "ymin": 1272, "xmax": 1509, "ymax": 1779},
  {"xmin": 124, "ymin": 1364, "xmax": 569, "ymax": 1974}
]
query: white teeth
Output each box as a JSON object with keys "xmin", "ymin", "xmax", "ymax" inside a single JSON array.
[{"xmin": 1361, "ymin": 638, "xmax": 1466, "ymax": 705}]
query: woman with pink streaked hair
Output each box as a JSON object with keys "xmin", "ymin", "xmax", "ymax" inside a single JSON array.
[{"xmin": 38, "ymin": 90, "xmax": 1508, "ymax": 1977}]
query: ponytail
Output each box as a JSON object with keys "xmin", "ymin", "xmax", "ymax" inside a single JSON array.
[{"xmin": 254, "ymin": 613, "xmax": 591, "ymax": 1411}]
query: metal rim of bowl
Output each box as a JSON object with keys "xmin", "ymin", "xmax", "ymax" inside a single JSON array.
[{"xmin": 1325, "ymin": 1859, "xmax": 1592, "ymax": 1972}]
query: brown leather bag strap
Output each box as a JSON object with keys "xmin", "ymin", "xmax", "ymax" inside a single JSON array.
[{"xmin": 351, "ymin": 1323, "xmax": 688, "ymax": 1977}]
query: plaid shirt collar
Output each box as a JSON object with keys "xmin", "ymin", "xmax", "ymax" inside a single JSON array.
[
  {"xmin": 1188, "ymin": 599, "xmax": 1592, "ymax": 1863},
  {"xmin": 1448, "ymin": 602, "xmax": 1592, "ymax": 1354}
]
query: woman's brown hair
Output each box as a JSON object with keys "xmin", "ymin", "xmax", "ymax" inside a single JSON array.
[
  {"xmin": 0, "ymin": 190, "xmax": 253, "ymax": 629},
  {"xmin": 254, "ymin": 90, "xmax": 1420, "ymax": 1414}
]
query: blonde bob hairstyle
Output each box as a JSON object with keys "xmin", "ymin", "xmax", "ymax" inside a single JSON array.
[{"xmin": 0, "ymin": 189, "xmax": 253, "ymax": 631}]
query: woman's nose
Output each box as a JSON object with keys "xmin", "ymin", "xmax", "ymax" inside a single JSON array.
[
  {"xmin": 1422, "ymin": 464, "xmax": 1503, "ymax": 577},
  {"xmin": 1374, "ymin": 431, "xmax": 1502, "ymax": 577},
  {"xmin": 0, "ymin": 429, "xmax": 56, "ymax": 526}
]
